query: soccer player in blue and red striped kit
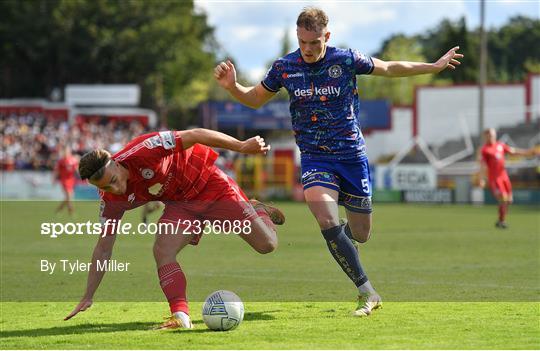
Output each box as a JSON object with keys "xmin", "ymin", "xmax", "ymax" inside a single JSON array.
[{"xmin": 215, "ymin": 6, "xmax": 463, "ymax": 316}]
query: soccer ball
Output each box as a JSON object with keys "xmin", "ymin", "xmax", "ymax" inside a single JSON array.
[{"xmin": 202, "ymin": 290, "xmax": 244, "ymax": 331}]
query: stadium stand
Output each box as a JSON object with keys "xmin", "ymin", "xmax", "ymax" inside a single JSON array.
[{"xmin": 1, "ymin": 112, "xmax": 147, "ymax": 170}]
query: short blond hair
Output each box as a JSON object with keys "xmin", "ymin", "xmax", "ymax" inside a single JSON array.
[
  {"xmin": 79, "ymin": 149, "xmax": 111, "ymax": 180},
  {"xmin": 296, "ymin": 6, "xmax": 328, "ymax": 32}
]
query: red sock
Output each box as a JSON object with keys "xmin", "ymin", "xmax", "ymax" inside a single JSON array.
[
  {"xmin": 498, "ymin": 203, "xmax": 507, "ymax": 222},
  {"xmin": 158, "ymin": 262, "xmax": 188, "ymax": 315},
  {"xmin": 255, "ymin": 209, "xmax": 275, "ymax": 232}
]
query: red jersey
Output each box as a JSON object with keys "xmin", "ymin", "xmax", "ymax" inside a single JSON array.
[
  {"xmin": 99, "ymin": 131, "xmax": 218, "ymax": 225},
  {"xmin": 481, "ymin": 142, "xmax": 511, "ymax": 179},
  {"xmin": 55, "ymin": 155, "xmax": 78, "ymax": 180}
]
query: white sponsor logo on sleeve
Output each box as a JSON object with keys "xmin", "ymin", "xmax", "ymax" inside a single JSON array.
[{"xmin": 159, "ymin": 131, "xmax": 176, "ymax": 150}]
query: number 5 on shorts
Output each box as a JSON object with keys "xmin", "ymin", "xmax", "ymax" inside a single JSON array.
[{"xmin": 361, "ymin": 178, "xmax": 370, "ymax": 194}]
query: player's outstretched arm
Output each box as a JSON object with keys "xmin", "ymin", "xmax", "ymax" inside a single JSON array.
[
  {"xmin": 180, "ymin": 128, "xmax": 270, "ymax": 155},
  {"xmin": 64, "ymin": 234, "xmax": 116, "ymax": 320},
  {"xmin": 372, "ymin": 46, "xmax": 463, "ymax": 77},
  {"xmin": 507, "ymin": 146, "xmax": 540, "ymax": 157},
  {"xmin": 214, "ymin": 60, "xmax": 275, "ymax": 109}
]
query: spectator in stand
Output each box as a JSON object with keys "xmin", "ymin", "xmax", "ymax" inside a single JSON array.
[{"xmin": 0, "ymin": 113, "xmax": 147, "ymax": 170}]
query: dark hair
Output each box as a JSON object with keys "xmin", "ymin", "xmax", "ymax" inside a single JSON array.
[
  {"xmin": 79, "ymin": 149, "xmax": 111, "ymax": 180},
  {"xmin": 296, "ymin": 6, "xmax": 328, "ymax": 32}
]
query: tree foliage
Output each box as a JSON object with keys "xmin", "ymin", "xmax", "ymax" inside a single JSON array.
[
  {"xmin": 0, "ymin": 0, "xmax": 217, "ymax": 127},
  {"xmin": 357, "ymin": 15, "xmax": 539, "ymax": 104},
  {"xmin": 418, "ymin": 17, "xmax": 481, "ymax": 83},
  {"xmin": 1, "ymin": 1, "xmax": 538, "ymax": 117},
  {"xmin": 488, "ymin": 16, "xmax": 540, "ymax": 82},
  {"xmin": 418, "ymin": 15, "xmax": 540, "ymax": 83}
]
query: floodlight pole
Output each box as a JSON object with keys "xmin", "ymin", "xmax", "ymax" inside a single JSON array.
[{"xmin": 478, "ymin": 0, "xmax": 487, "ymax": 136}]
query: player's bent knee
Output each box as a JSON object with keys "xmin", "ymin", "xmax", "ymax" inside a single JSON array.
[
  {"xmin": 250, "ymin": 231, "xmax": 278, "ymax": 254},
  {"xmin": 350, "ymin": 226, "xmax": 371, "ymax": 243},
  {"xmin": 315, "ymin": 216, "xmax": 339, "ymax": 230},
  {"xmin": 245, "ymin": 220, "xmax": 278, "ymax": 254},
  {"xmin": 255, "ymin": 240, "xmax": 277, "ymax": 254},
  {"xmin": 355, "ymin": 231, "xmax": 371, "ymax": 243},
  {"xmin": 255, "ymin": 229, "xmax": 278, "ymax": 254}
]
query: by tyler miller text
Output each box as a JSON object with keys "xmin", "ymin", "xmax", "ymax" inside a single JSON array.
[{"xmin": 40, "ymin": 259, "xmax": 130, "ymax": 274}]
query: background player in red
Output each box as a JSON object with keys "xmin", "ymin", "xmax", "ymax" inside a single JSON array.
[
  {"xmin": 53, "ymin": 146, "xmax": 79, "ymax": 215},
  {"xmin": 478, "ymin": 128, "xmax": 538, "ymax": 228},
  {"xmin": 64, "ymin": 128, "xmax": 285, "ymax": 329}
]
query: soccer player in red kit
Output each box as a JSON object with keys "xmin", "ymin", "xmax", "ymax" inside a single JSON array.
[
  {"xmin": 478, "ymin": 128, "xmax": 537, "ymax": 228},
  {"xmin": 54, "ymin": 146, "xmax": 79, "ymax": 215},
  {"xmin": 64, "ymin": 128, "xmax": 285, "ymax": 329}
]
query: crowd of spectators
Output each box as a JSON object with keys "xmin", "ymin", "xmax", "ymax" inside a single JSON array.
[{"xmin": 1, "ymin": 113, "xmax": 147, "ymax": 170}]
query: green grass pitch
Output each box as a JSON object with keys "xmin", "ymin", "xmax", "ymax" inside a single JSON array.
[{"xmin": 1, "ymin": 201, "xmax": 539, "ymax": 349}]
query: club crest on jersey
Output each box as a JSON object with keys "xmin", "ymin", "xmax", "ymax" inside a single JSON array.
[
  {"xmin": 148, "ymin": 183, "xmax": 163, "ymax": 196},
  {"xmin": 328, "ymin": 64, "xmax": 343, "ymax": 78},
  {"xmin": 128, "ymin": 193, "xmax": 135, "ymax": 203},
  {"xmin": 141, "ymin": 168, "xmax": 154, "ymax": 179},
  {"xmin": 360, "ymin": 197, "xmax": 372, "ymax": 209}
]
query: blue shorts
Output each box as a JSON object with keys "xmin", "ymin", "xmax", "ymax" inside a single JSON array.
[{"xmin": 301, "ymin": 158, "xmax": 372, "ymax": 214}]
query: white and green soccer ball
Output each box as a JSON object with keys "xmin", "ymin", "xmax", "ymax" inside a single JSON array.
[{"xmin": 202, "ymin": 290, "xmax": 244, "ymax": 331}]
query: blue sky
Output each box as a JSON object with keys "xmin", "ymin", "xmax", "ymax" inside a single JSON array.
[{"xmin": 195, "ymin": 1, "xmax": 539, "ymax": 81}]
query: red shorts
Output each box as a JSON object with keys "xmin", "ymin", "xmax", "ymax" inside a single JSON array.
[
  {"xmin": 60, "ymin": 178, "xmax": 76, "ymax": 194},
  {"xmin": 488, "ymin": 174, "xmax": 512, "ymax": 198},
  {"xmin": 158, "ymin": 168, "xmax": 257, "ymax": 245}
]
